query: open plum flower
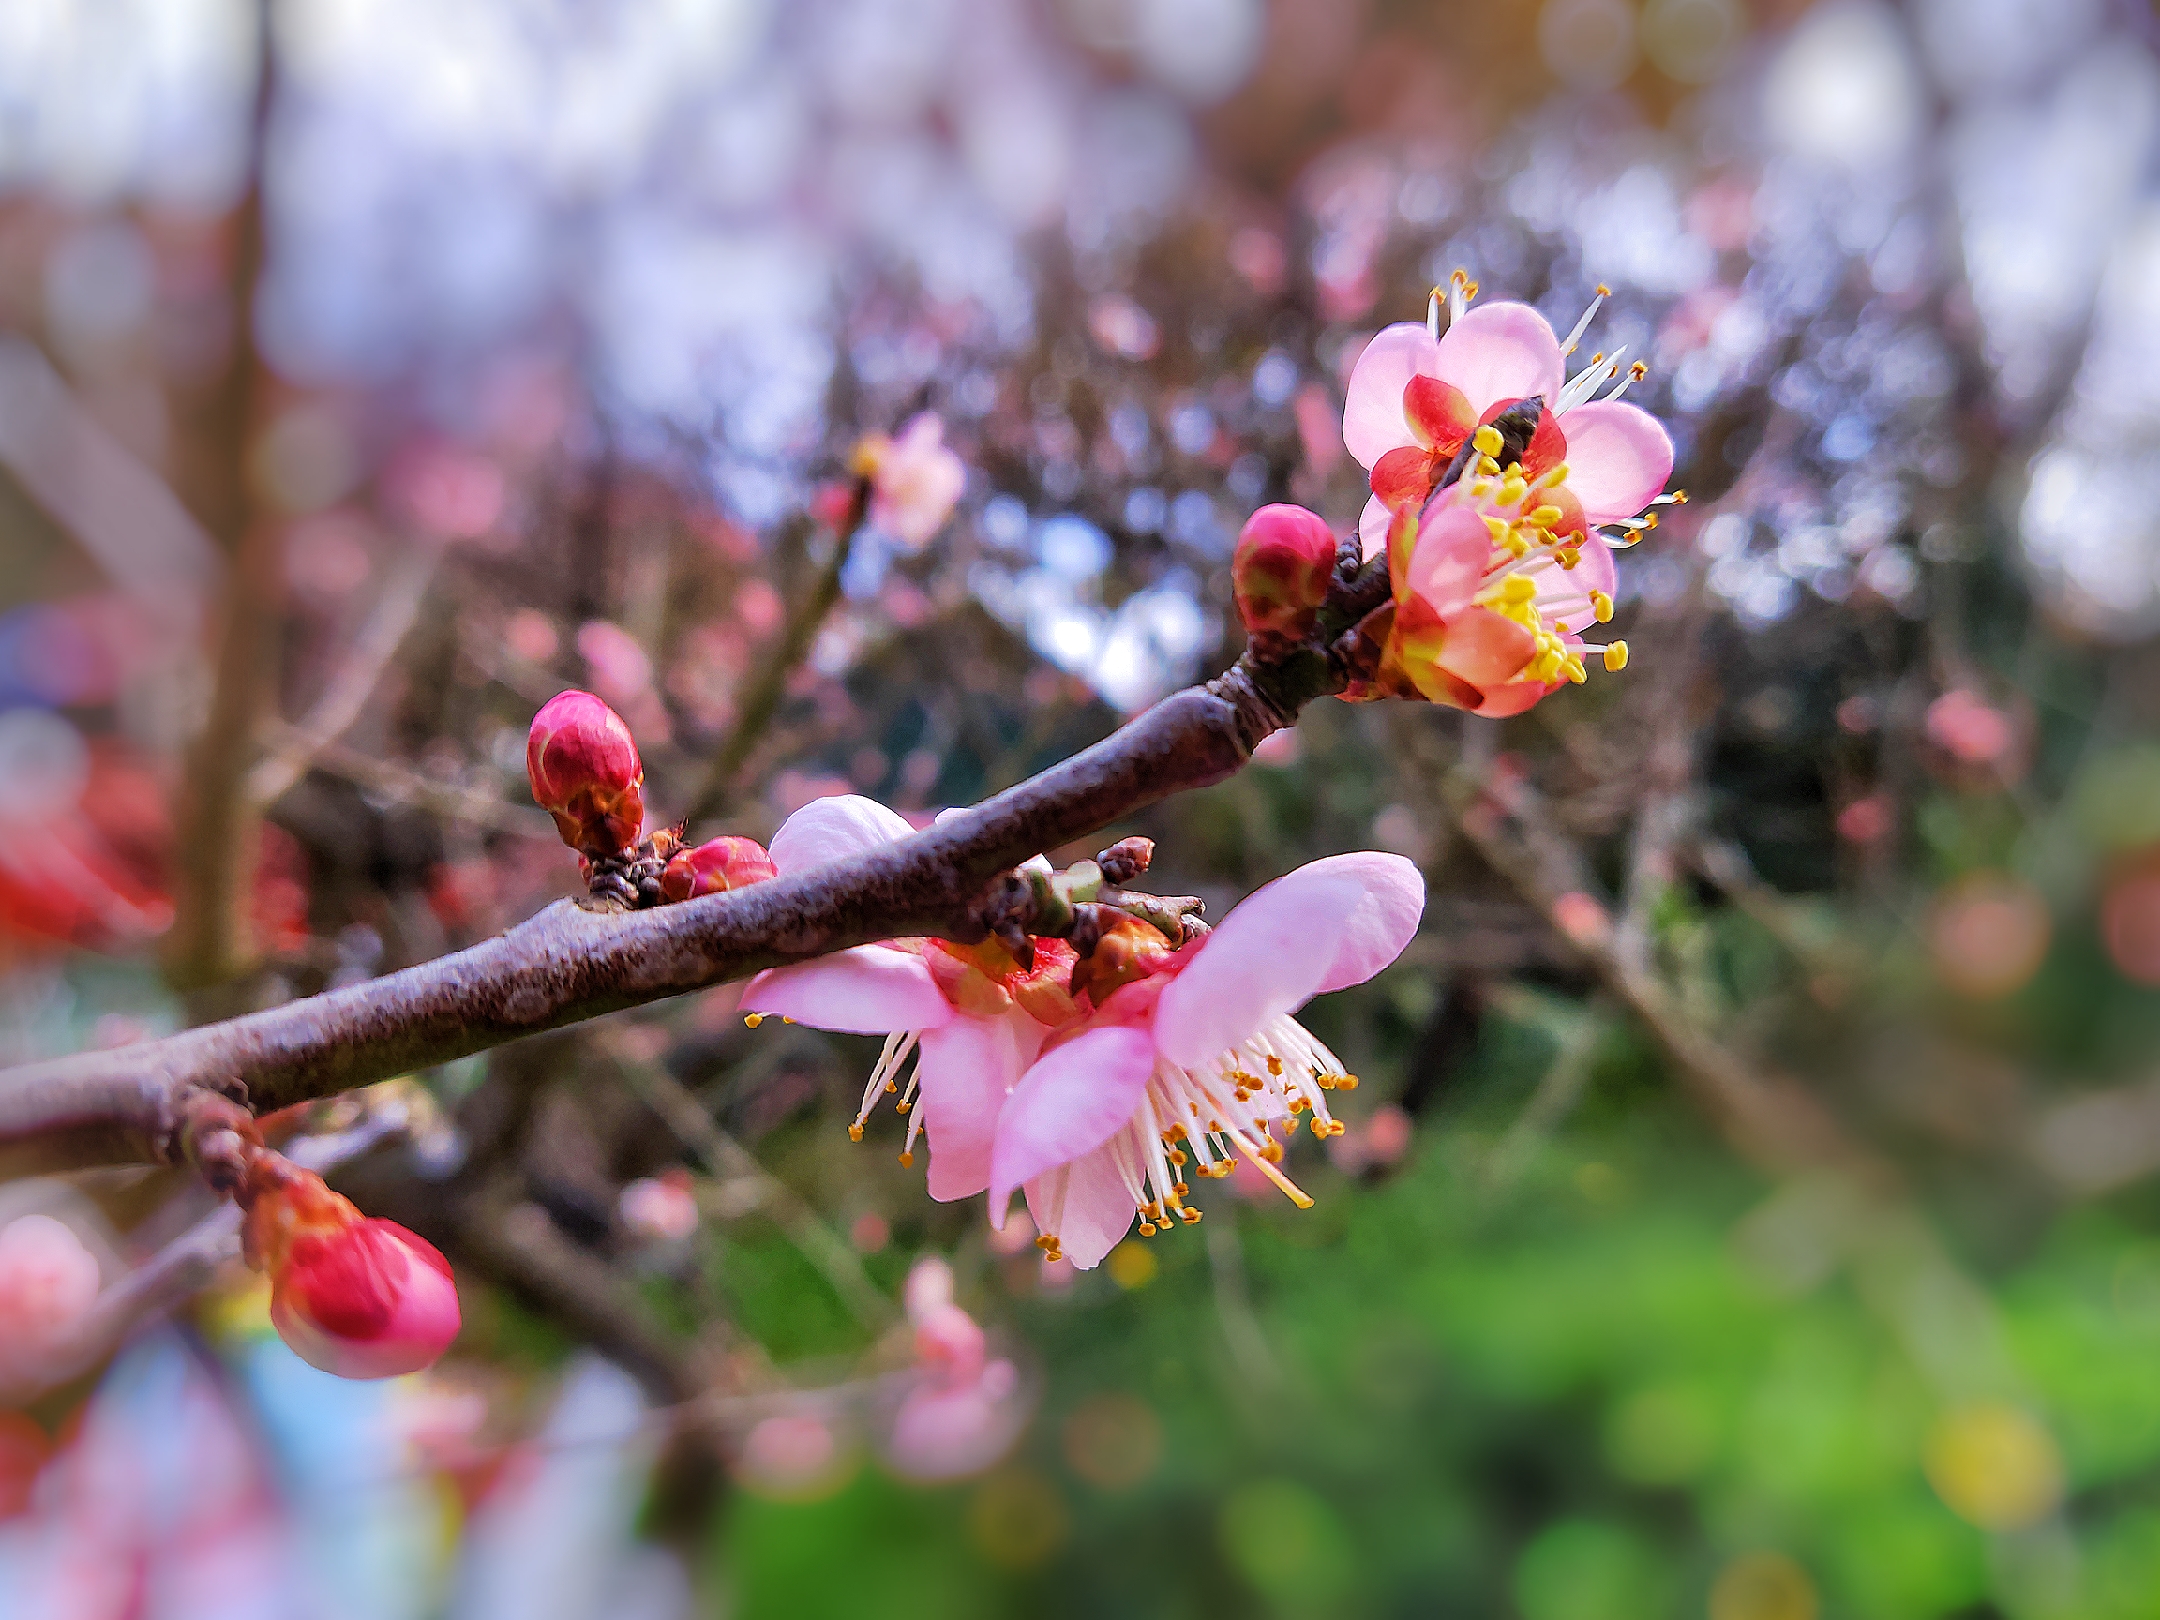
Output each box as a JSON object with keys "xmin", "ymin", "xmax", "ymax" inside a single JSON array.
[
  {"xmin": 1340, "ymin": 278, "xmax": 1679, "ymax": 716},
  {"xmin": 1345, "ymin": 275, "xmax": 1676, "ymax": 557},
  {"xmin": 737, "ymin": 796, "xmax": 1078, "ymax": 1203},
  {"xmin": 987, "ymin": 852, "xmax": 1424, "ymax": 1269}
]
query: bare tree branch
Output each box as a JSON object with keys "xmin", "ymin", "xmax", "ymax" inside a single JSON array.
[{"xmin": 0, "ymin": 648, "xmax": 1309, "ymax": 1176}]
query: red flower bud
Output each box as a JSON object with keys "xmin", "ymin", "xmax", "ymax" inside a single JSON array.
[
  {"xmin": 1232, "ymin": 503, "xmax": 1338, "ymax": 643},
  {"xmin": 242, "ymin": 1160, "xmax": 459, "ymax": 1380},
  {"xmin": 660, "ymin": 835, "xmax": 779, "ymax": 902},
  {"xmin": 526, "ymin": 690, "xmax": 645, "ymax": 857}
]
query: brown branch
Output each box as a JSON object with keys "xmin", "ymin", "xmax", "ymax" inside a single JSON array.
[
  {"xmin": 0, "ymin": 644, "xmax": 1309, "ymax": 1177},
  {"xmin": 163, "ymin": 0, "xmax": 277, "ymax": 998},
  {"xmin": 683, "ymin": 479, "xmax": 871, "ymax": 827}
]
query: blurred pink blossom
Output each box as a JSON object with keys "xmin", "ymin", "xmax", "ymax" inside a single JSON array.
[
  {"xmin": 1927, "ymin": 689, "xmax": 2015, "ymax": 768},
  {"xmin": 1837, "ymin": 795, "xmax": 1893, "ymax": 844},
  {"xmin": 859, "ymin": 414, "xmax": 965, "ymax": 550},
  {"xmin": 0, "ymin": 1214, "xmax": 100, "ymax": 1388},
  {"xmin": 739, "ymin": 1413, "xmax": 846, "ymax": 1499},
  {"xmin": 388, "ymin": 441, "xmax": 506, "ymax": 540},
  {"xmin": 619, "ymin": 1170, "xmax": 699, "ymax": 1245},
  {"xmin": 575, "ymin": 620, "xmax": 653, "ymax": 704}
]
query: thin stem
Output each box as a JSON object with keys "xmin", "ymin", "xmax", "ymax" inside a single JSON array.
[{"xmin": 684, "ymin": 479, "xmax": 871, "ymax": 827}]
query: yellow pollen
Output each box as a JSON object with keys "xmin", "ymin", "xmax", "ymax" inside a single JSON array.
[
  {"xmin": 1529, "ymin": 505, "xmax": 1563, "ymax": 527},
  {"xmin": 1604, "ymin": 641, "xmax": 1630, "ymax": 672},
  {"xmin": 1673, "ymin": 489, "xmax": 1689, "ymax": 503},
  {"xmin": 1628, "ymin": 360, "xmax": 1648, "ymax": 381},
  {"xmin": 884, "ymin": 1080, "xmax": 898, "ymax": 1094},
  {"xmin": 1595, "ymin": 282, "xmax": 1612, "ymax": 297},
  {"xmin": 1173, "ymin": 1181, "xmax": 1190, "ymax": 1197},
  {"xmin": 895, "ymin": 1098, "xmax": 911, "ymax": 1113},
  {"xmin": 1181, "ymin": 1208, "xmax": 1203, "ymax": 1224},
  {"xmin": 1590, "ymin": 589, "xmax": 1614, "ymax": 623},
  {"xmin": 1558, "ymin": 547, "xmax": 1581, "ymax": 570},
  {"xmin": 1170, "ymin": 1149, "xmax": 1187, "ymax": 1165},
  {"xmin": 1471, "ymin": 424, "xmax": 1503, "ymax": 457},
  {"xmin": 1339, "ymin": 1075, "xmax": 1359, "ymax": 1090},
  {"xmin": 1540, "ymin": 462, "xmax": 1570, "ymax": 489},
  {"xmin": 1498, "ymin": 478, "xmax": 1529, "ymax": 507},
  {"xmin": 898, "ymin": 1150, "xmax": 914, "ymax": 1167},
  {"xmin": 1476, "ymin": 454, "xmax": 1501, "ymax": 478},
  {"xmin": 1239, "ymin": 1140, "xmax": 1315, "ymax": 1208},
  {"xmin": 743, "ymin": 1013, "xmax": 764, "ymax": 1028},
  {"xmin": 1498, "ymin": 575, "xmax": 1537, "ymax": 604},
  {"xmin": 1035, "ymin": 1234, "xmax": 1055, "ymax": 1251},
  {"xmin": 1265, "ymin": 1055, "xmax": 1283, "ymax": 1076},
  {"xmin": 1138, "ymin": 1221, "xmax": 1157, "ymax": 1237},
  {"xmin": 847, "ymin": 1123, "xmax": 864, "ymax": 1141}
]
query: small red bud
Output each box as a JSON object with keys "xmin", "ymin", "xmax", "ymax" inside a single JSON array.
[
  {"xmin": 526, "ymin": 690, "xmax": 646, "ymax": 858},
  {"xmin": 660, "ymin": 835, "xmax": 779, "ymax": 902},
  {"xmin": 1232, "ymin": 503, "xmax": 1337, "ymax": 643},
  {"xmin": 241, "ymin": 1158, "xmax": 459, "ymax": 1380}
]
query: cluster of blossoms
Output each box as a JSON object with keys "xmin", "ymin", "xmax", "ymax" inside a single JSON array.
[
  {"xmin": 740, "ymin": 795, "xmax": 1424, "ymax": 1269},
  {"xmin": 1234, "ymin": 274, "xmax": 1680, "ymax": 717}
]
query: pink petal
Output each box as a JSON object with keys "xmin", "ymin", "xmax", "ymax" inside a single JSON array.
[
  {"xmin": 914, "ymin": 1012, "xmax": 1045, "ymax": 1202},
  {"xmin": 1302, "ymin": 852, "xmax": 1428, "ymax": 993},
  {"xmin": 988, "ymin": 1026, "xmax": 1154, "ymax": 1223},
  {"xmin": 1404, "ymin": 504, "xmax": 1491, "ymax": 618},
  {"xmin": 1153, "ymin": 853, "xmax": 1424, "ymax": 1068},
  {"xmin": 740, "ymin": 946, "xmax": 953, "ymax": 1033},
  {"xmin": 768, "ymin": 794, "xmax": 914, "ymax": 876},
  {"xmin": 1433, "ymin": 302, "xmax": 1565, "ymax": 416},
  {"xmin": 1343, "ymin": 323, "xmax": 1441, "ymax": 469},
  {"xmin": 1023, "ymin": 1148, "xmax": 1139, "ymax": 1270},
  {"xmin": 1556, "ymin": 401, "xmax": 1673, "ymax": 524},
  {"xmin": 1436, "ymin": 605, "xmax": 1538, "ymax": 689},
  {"xmin": 1358, "ymin": 494, "xmax": 1392, "ymax": 561},
  {"xmin": 1470, "ymin": 676, "xmax": 1559, "ymax": 718}
]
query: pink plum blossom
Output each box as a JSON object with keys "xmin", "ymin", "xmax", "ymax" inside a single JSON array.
[
  {"xmin": 884, "ymin": 1254, "xmax": 1026, "ymax": 1483},
  {"xmin": 1344, "ymin": 276, "xmax": 1675, "ymax": 555},
  {"xmin": 619, "ymin": 1170, "xmax": 700, "ymax": 1244},
  {"xmin": 986, "ymin": 851, "xmax": 1425, "ymax": 1269},
  {"xmin": 0, "ymin": 1214, "xmax": 100, "ymax": 1389},
  {"xmin": 738, "ymin": 796, "xmax": 1079, "ymax": 1201},
  {"xmin": 1339, "ymin": 278, "xmax": 1675, "ymax": 716},
  {"xmin": 857, "ymin": 414, "xmax": 966, "ymax": 550}
]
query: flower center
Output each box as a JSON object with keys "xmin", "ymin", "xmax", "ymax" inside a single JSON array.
[{"xmin": 1031, "ymin": 1012, "xmax": 1357, "ymax": 1263}]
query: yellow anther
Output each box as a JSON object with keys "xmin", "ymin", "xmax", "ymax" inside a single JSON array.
[
  {"xmin": 1035, "ymin": 1234, "xmax": 1055, "ymax": 1251},
  {"xmin": 1595, "ymin": 282, "xmax": 1612, "ymax": 297},
  {"xmin": 1628, "ymin": 360, "xmax": 1648, "ymax": 381},
  {"xmin": 1604, "ymin": 640, "xmax": 1630, "ymax": 672},
  {"xmin": 1483, "ymin": 514, "xmax": 1512, "ymax": 544},
  {"xmin": 895, "ymin": 1098, "xmax": 911, "ymax": 1114},
  {"xmin": 884, "ymin": 1080, "xmax": 898, "ymax": 1094},
  {"xmin": 743, "ymin": 1013, "xmax": 764, "ymax": 1028},
  {"xmin": 1529, "ymin": 504, "xmax": 1564, "ymax": 527},
  {"xmin": 1642, "ymin": 511, "xmax": 1660, "ymax": 530},
  {"xmin": 1265, "ymin": 1055, "xmax": 1283, "ymax": 1076},
  {"xmin": 1558, "ymin": 547, "xmax": 1581, "ymax": 570},
  {"xmin": 1590, "ymin": 589, "xmax": 1614, "ymax": 623},
  {"xmin": 1471, "ymin": 424, "xmax": 1503, "ymax": 457},
  {"xmin": 1565, "ymin": 658, "xmax": 1588, "ymax": 684},
  {"xmin": 1173, "ymin": 1181, "xmax": 1190, "ymax": 1197},
  {"xmin": 898, "ymin": 1150, "xmax": 914, "ymax": 1167},
  {"xmin": 1138, "ymin": 1221, "xmax": 1157, "ymax": 1237},
  {"xmin": 1182, "ymin": 1207, "xmax": 1203, "ymax": 1224},
  {"xmin": 1339, "ymin": 1075, "xmax": 1359, "ymax": 1090},
  {"xmin": 1497, "ymin": 477, "xmax": 1529, "ymax": 507},
  {"xmin": 1673, "ymin": 489, "xmax": 1689, "ymax": 503},
  {"xmin": 847, "ymin": 1123, "xmax": 864, "ymax": 1142},
  {"xmin": 1476, "ymin": 454, "xmax": 1501, "ymax": 478},
  {"xmin": 1499, "ymin": 575, "xmax": 1538, "ymax": 604},
  {"xmin": 1540, "ymin": 462, "xmax": 1570, "ymax": 489},
  {"xmin": 1505, "ymin": 531, "xmax": 1530, "ymax": 559}
]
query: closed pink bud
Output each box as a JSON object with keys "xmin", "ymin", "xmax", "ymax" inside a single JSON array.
[
  {"xmin": 1232, "ymin": 503, "xmax": 1337, "ymax": 643},
  {"xmin": 659, "ymin": 835, "xmax": 778, "ymax": 902},
  {"xmin": 243, "ymin": 1163, "xmax": 459, "ymax": 1380},
  {"xmin": 526, "ymin": 690, "xmax": 646, "ymax": 858}
]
